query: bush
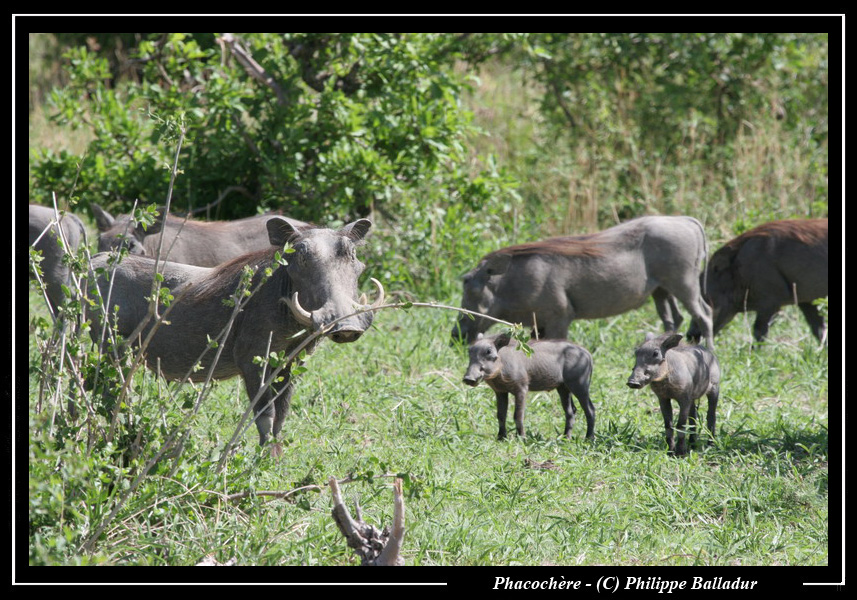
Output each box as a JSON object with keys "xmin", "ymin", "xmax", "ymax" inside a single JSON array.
[{"xmin": 30, "ymin": 33, "xmax": 518, "ymax": 225}]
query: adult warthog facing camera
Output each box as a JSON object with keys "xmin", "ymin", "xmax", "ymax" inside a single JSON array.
[
  {"xmin": 87, "ymin": 217, "xmax": 383, "ymax": 445},
  {"xmin": 452, "ymin": 216, "xmax": 714, "ymax": 346},
  {"xmin": 686, "ymin": 218, "xmax": 828, "ymax": 344},
  {"xmin": 92, "ymin": 203, "xmax": 307, "ymax": 267}
]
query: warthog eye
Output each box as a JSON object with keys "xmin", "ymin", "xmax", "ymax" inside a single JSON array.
[{"xmin": 294, "ymin": 244, "xmax": 308, "ymax": 265}]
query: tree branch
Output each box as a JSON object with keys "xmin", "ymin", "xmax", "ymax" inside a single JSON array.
[
  {"xmin": 221, "ymin": 472, "xmax": 401, "ymax": 503},
  {"xmin": 219, "ymin": 33, "xmax": 289, "ymax": 107}
]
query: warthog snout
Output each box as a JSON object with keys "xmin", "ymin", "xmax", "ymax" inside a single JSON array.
[
  {"xmin": 626, "ymin": 376, "xmax": 646, "ymax": 389},
  {"xmin": 329, "ymin": 327, "xmax": 365, "ymax": 344},
  {"xmin": 285, "ymin": 277, "xmax": 384, "ymax": 345},
  {"xmin": 462, "ymin": 362, "xmax": 483, "ymax": 387}
]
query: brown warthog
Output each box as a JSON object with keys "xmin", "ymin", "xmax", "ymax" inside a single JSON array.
[
  {"xmin": 87, "ymin": 216, "xmax": 383, "ymax": 444},
  {"xmin": 29, "ymin": 204, "xmax": 87, "ymax": 316},
  {"xmin": 452, "ymin": 216, "xmax": 713, "ymax": 346},
  {"xmin": 687, "ymin": 218, "xmax": 828, "ymax": 343},
  {"xmin": 462, "ymin": 333, "xmax": 595, "ymax": 440},
  {"xmin": 92, "ymin": 203, "xmax": 307, "ymax": 267},
  {"xmin": 627, "ymin": 333, "xmax": 720, "ymax": 456}
]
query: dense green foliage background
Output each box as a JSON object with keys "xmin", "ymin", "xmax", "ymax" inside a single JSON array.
[{"xmin": 25, "ymin": 32, "xmax": 832, "ymax": 571}]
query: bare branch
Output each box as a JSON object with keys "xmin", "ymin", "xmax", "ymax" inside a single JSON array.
[
  {"xmin": 219, "ymin": 33, "xmax": 289, "ymax": 106},
  {"xmin": 329, "ymin": 476, "xmax": 405, "ymax": 566},
  {"xmin": 221, "ymin": 472, "xmax": 401, "ymax": 503},
  {"xmin": 375, "ymin": 478, "xmax": 405, "ymax": 566}
]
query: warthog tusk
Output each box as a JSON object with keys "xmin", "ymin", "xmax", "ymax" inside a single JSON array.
[
  {"xmin": 286, "ymin": 292, "xmax": 314, "ymax": 326},
  {"xmin": 354, "ymin": 277, "xmax": 386, "ymax": 311},
  {"xmin": 370, "ymin": 277, "xmax": 385, "ymax": 308}
]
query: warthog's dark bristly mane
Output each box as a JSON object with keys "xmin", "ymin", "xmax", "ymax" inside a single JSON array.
[
  {"xmin": 488, "ymin": 233, "xmax": 604, "ymax": 259},
  {"xmin": 724, "ymin": 219, "xmax": 828, "ymax": 251},
  {"xmin": 212, "ymin": 247, "xmax": 279, "ymax": 276},
  {"xmin": 189, "ymin": 246, "xmax": 286, "ymax": 305}
]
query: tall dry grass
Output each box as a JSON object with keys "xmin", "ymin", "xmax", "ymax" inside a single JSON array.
[{"xmin": 464, "ymin": 61, "xmax": 827, "ymax": 243}]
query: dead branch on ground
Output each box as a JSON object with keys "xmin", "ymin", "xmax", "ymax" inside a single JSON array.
[{"xmin": 329, "ymin": 476, "xmax": 405, "ymax": 566}]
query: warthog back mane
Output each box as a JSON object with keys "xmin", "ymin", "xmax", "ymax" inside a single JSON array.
[
  {"xmin": 190, "ymin": 247, "xmax": 285, "ymax": 302},
  {"xmin": 488, "ymin": 233, "xmax": 603, "ymax": 259},
  {"xmin": 724, "ymin": 219, "xmax": 827, "ymax": 251}
]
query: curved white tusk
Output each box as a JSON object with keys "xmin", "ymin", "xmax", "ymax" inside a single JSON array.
[
  {"xmin": 353, "ymin": 278, "xmax": 386, "ymax": 310},
  {"xmin": 286, "ymin": 291, "xmax": 314, "ymax": 326},
  {"xmin": 370, "ymin": 277, "xmax": 385, "ymax": 308}
]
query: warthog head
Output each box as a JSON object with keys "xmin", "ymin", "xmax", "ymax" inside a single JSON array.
[
  {"xmin": 627, "ymin": 333, "xmax": 682, "ymax": 389},
  {"xmin": 462, "ymin": 333, "xmax": 510, "ymax": 387},
  {"xmin": 451, "ymin": 253, "xmax": 512, "ymax": 345},
  {"xmin": 270, "ymin": 217, "xmax": 383, "ymax": 343},
  {"xmin": 92, "ymin": 203, "xmax": 165, "ymax": 256}
]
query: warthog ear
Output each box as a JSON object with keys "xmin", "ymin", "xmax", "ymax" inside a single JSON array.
[
  {"xmin": 661, "ymin": 333, "xmax": 683, "ymax": 351},
  {"xmin": 267, "ymin": 216, "xmax": 303, "ymax": 247},
  {"xmin": 341, "ymin": 218, "xmax": 373, "ymax": 243},
  {"xmin": 92, "ymin": 203, "xmax": 115, "ymax": 232},
  {"xmin": 483, "ymin": 252, "xmax": 511, "ymax": 276},
  {"xmin": 492, "ymin": 333, "xmax": 513, "ymax": 349}
]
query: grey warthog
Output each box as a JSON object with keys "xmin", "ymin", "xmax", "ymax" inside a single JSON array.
[
  {"xmin": 452, "ymin": 216, "xmax": 714, "ymax": 346},
  {"xmin": 87, "ymin": 216, "xmax": 383, "ymax": 444},
  {"xmin": 687, "ymin": 218, "xmax": 828, "ymax": 344},
  {"xmin": 627, "ymin": 333, "xmax": 720, "ymax": 456},
  {"xmin": 462, "ymin": 333, "xmax": 595, "ymax": 440},
  {"xmin": 92, "ymin": 203, "xmax": 307, "ymax": 267},
  {"xmin": 29, "ymin": 204, "xmax": 87, "ymax": 316}
]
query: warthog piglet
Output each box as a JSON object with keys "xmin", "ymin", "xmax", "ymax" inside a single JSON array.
[
  {"xmin": 463, "ymin": 333, "xmax": 595, "ymax": 440},
  {"xmin": 627, "ymin": 333, "xmax": 720, "ymax": 456}
]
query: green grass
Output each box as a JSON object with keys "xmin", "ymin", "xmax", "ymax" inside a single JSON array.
[{"xmin": 26, "ymin": 281, "xmax": 829, "ymax": 567}]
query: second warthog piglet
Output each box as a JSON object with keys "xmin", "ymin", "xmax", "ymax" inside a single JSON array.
[{"xmin": 627, "ymin": 333, "xmax": 720, "ymax": 456}]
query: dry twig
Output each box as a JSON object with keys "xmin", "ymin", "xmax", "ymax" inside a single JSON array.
[{"xmin": 329, "ymin": 476, "xmax": 405, "ymax": 566}]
